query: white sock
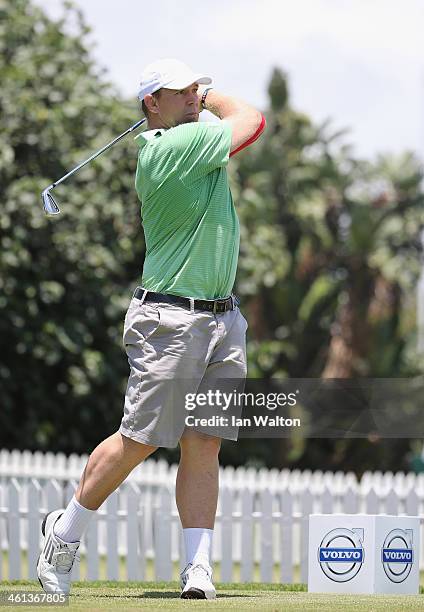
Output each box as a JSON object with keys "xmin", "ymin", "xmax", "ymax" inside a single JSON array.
[
  {"xmin": 53, "ymin": 495, "xmax": 95, "ymax": 543},
  {"xmin": 183, "ymin": 528, "xmax": 213, "ymax": 566}
]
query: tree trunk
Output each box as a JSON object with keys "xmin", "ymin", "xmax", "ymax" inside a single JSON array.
[{"xmin": 322, "ymin": 264, "xmax": 374, "ymax": 378}]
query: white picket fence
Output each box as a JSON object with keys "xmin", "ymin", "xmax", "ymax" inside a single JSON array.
[{"xmin": 1, "ymin": 449, "xmax": 424, "ymax": 582}]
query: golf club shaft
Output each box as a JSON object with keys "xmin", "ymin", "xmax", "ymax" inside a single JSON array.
[{"xmin": 51, "ymin": 118, "xmax": 146, "ymax": 189}]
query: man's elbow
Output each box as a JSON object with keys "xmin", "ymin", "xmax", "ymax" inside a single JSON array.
[
  {"xmin": 245, "ymin": 109, "xmax": 266, "ymax": 138},
  {"xmin": 253, "ymin": 110, "xmax": 266, "ymax": 134},
  {"xmin": 255, "ymin": 111, "xmax": 266, "ymax": 137},
  {"xmin": 229, "ymin": 111, "xmax": 266, "ymax": 157}
]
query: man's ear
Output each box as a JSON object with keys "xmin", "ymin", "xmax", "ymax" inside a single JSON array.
[{"xmin": 144, "ymin": 93, "xmax": 160, "ymax": 116}]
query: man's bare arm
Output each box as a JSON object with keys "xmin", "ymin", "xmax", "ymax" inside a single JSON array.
[{"xmin": 198, "ymin": 88, "xmax": 265, "ymax": 156}]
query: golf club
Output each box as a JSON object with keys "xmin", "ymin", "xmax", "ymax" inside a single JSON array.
[{"xmin": 41, "ymin": 118, "xmax": 146, "ymax": 215}]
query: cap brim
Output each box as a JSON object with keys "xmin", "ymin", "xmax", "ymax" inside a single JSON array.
[{"xmin": 162, "ymin": 73, "xmax": 212, "ymax": 90}]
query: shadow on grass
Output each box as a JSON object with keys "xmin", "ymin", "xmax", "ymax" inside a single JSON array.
[
  {"xmin": 141, "ymin": 592, "xmax": 257, "ymax": 599},
  {"xmin": 72, "ymin": 592, "xmax": 181, "ymax": 600},
  {"xmin": 72, "ymin": 590, "xmax": 257, "ymax": 600},
  {"xmin": 141, "ymin": 592, "xmax": 185, "ymax": 599}
]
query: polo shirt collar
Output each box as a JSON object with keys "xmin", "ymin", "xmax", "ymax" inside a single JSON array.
[{"xmin": 136, "ymin": 128, "xmax": 166, "ymax": 143}]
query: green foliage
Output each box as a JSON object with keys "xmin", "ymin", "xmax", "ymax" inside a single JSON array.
[
  {"xmin": 232, "ymin": 74, "xmax": 424, "ymax": 381},
  {"xmin": 267, "ymin": 67, "xmax": 289, "ymax": 112},
  {"xmin": 230, "ymin": 63, "xmax": 424, "ymax": 472},
  {"xmin": 0, "ymin": 0, "xmax": 144, "ymax": 452}
]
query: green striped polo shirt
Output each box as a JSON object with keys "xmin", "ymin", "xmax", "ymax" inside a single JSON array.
[{"xmin": 134, "ymin": 121, "xmax": 239, "ymax": 300}]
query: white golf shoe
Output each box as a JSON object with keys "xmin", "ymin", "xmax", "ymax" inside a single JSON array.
[
  {"xmin": 37, "ymin": 509, "xmax": 80, "ymax": 595},
  {"xmin": 180, "ymin": 562, "xmax": 216, "ymax": 599}
]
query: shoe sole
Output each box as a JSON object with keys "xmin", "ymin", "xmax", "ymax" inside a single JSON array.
[{"xmin": 181, "ymin": 587, "xmax": 206, "ymax": 599}]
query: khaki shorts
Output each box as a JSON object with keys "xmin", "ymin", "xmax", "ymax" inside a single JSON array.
[{"xmin": 119, "ymin": 292, "xmax": 248, "ymax": 448}]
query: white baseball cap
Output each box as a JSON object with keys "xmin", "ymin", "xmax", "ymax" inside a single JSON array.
[{"xmin": 137, "ymin": 58, "xmax": 212, "ymax": 101}]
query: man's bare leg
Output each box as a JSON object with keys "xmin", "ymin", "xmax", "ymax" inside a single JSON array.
[
  {"xmin": 75, "ymin": 431, "xmax": 157, "ymax": 510},
  {"xmin": 37, "ymin": 431, "xmax": 157, "ymax": 593},
  {"xmin": 52, "ymin": 431, "xmax": 157, "ymax": 545},
  {"xmin": 176, "ymin": 430, "xmax": 221, "ymax": 528},
  {"xmin": 176, "ymin": 430, "xmax": 220, "ymax": 598}
]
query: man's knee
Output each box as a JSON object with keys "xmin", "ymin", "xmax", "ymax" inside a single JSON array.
[
  {"xmin": 119, "ymin": 432, "xmax": 158, "ymax": 461},
  {"xmin": 179, "ymin": 431, "xmax": 221, "ymax": 457}
]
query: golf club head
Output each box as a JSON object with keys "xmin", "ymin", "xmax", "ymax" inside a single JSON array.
[{"xmin": 42, "ymin": 188, "xmax": 60, "ymax": 215}]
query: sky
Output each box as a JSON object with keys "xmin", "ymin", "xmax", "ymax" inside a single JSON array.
[{"xmin": 37, "ymin": 0, "xmax": 424, "ymax": 161}]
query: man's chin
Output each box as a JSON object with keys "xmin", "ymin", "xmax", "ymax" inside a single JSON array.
[{"xmin": 175, "ymin": 115, "xmax": 199, "ymax": 126}]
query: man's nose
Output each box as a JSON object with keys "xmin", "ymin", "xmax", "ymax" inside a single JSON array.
[{"xmin": 187, "ymin": 92, "xmax": 197, "ymax": 106}]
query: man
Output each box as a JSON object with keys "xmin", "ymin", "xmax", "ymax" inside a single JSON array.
[{"xmin": 37, "ymin": 58, "xmax": 265, "ymax": 599}]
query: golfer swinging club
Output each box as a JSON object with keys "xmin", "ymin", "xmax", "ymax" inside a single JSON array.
[{"xmin": 37, "ymin": 58, "xmax": 265, "ymax": 599}]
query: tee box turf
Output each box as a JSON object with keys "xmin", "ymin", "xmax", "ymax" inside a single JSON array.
[{"xmin": 308, "ymin": 513, "xmax": 420, "ymax": 594}]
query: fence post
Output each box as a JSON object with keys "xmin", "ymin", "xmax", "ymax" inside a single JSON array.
[
  {"xmin": 260, "ymin": 489, "xmax": 273, "ymax": 582},
  {"xmin": 8, "ymin": 478, "xmax": 21, "ymax": 579},
  {"xmin": 154, "ymin": 487, "xmax": 172, "ymax": 581},
  {"xmin": 300, "ymin": 488, "xmax": 313, "ymax": 584},
  {"xmin": 144, "ymin": 485, "xmax": 155, "ymax": 559},
  {"xmin": 86, "ymin": 511, "xmax": 99, "ymax": 581},
  {"xmin": 106, "ymin": 490, "xmax": 120, "ymax": 580},
  {"xmin": 280, "ymin": 488, "xmax": 293, "ymax": 584},
  {"xmin": 44, "ymin": 479, "xmax": 62, "ymax": 512},
  {"xmin": 240, "ymin": 488, "xmax": 253, "ymax": 582},
  {"xmin": 405, "ymin": 488, "xmax": 419, "ymax": 516},
  {"xmin": 321, "ymin": 486, "xmax": 333, "ymax": 514},
  {"xmin": 343, "ymin": 484, "xmax": 359, "ymax": 514},
  {"xmin": 126, "ymin": 482, "xmax": 141, "ymax": 581},
  {"xmin": 0, "ymin": 449, "xmax": 9, "ymax": 477},
  {"xmin": 365, "ymin": 487, "xmax": 379, "ymax": 514},
  {"xmin": 385, "ymin": 488, "xmax": 399, "ymax": 515},
  {"xmin": 220, "ymin": 486, "xmax": 233, "ymax": 582},
  {"xmin": 27, "ymin": 479, "xmax": 42, "ymax": 579},
  {"xmin": 64, "ymin": 481, "xmax": 76, "ymax": 506}
]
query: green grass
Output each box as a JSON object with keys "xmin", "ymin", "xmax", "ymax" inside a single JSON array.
[
  {"xmin": 0, "ymin": 581, "xmax": 423, "ymax": 612},
  {"xmin": 2, "ymin": 552, "xmax": 303, "ymax": 582}
]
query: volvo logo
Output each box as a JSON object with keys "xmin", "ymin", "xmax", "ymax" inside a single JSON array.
[
  {"xmin": 381, "ymin": 529, "xmax": 413, "ymax": 583},
  {"xmin": 318, "ymin": 528, "xmax": 364, "ymax": 582}
]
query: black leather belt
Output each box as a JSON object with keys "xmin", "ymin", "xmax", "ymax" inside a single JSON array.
[{"xmin": 133, "ymin": 287, "xmax": 239, "ymax": 313}]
